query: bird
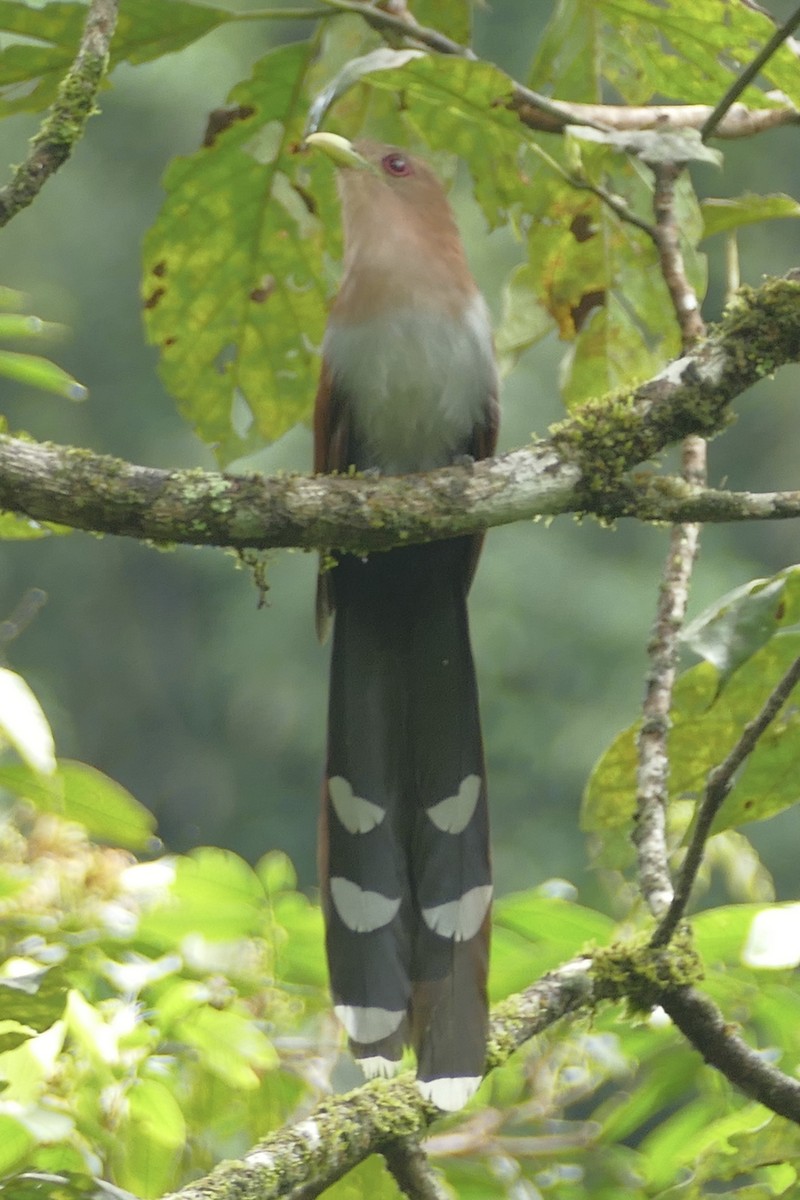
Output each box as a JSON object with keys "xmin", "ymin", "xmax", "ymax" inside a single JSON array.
[{"xmin": 306, "ymin": 132, "xmax": 498, "ymax": 1112}]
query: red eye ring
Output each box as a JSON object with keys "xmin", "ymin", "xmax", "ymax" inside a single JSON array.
[{"xmin": 381, "ymin": 153, "xmax": 412, "ymax": 177}]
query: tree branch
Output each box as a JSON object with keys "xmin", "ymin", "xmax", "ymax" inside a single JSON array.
[
  {"xmin": 0, "ymin": 275, "xmax": 797, "ymax": 549},
  {"xmin": 163, "ymin": 959, "xmax": 594, "ymax": 1200},
  {"xmin": 159, "ymin": 943, "xmax": 800, "ymax": 1200},
  {"xmin": 315, "ymin": 0, "xmax": 798, "ymax": 139},
  {"xmin": 0, "ymin": 0, "xmax": 119, "ymax": 227}
]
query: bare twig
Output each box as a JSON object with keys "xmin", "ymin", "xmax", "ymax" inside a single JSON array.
[
  {"xmin": 0, "ymin": 0, "xmax": 119, "ymax": 227},
  {"xmin": 382, "ymin": 1140, "xmax": 450, "ymax": 1200},
  {"xmin": 702, "ymin": 2, "xmax": 800, "ymax": 140},
  {"xmin": 511, "ymin": 99, "xmax": 799, "ymax": 138},
  {"xmin": 634, "ymin": 158, "xmax": 709, "ymax": 920},
  {"xmin": 653, "ymin": 653, "xmax": 800, "ymax": 946}
]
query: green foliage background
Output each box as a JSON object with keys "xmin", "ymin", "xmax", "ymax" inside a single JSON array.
[{"xmin": 1, "ymin": 0, "xmax": 800, "ymax": 1196}]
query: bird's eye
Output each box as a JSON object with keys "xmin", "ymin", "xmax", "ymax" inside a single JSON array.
[{"xmin": 382, "ymin": 153, "xmax": 412, "ymax": 177}]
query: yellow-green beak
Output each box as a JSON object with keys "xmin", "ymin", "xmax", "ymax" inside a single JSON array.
[{"xmin": 304, "ymin": 132, "xmax": 373, "ymax": 172}]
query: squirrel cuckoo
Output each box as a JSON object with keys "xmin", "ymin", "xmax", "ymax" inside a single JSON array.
[{"xmin": 306, "ymin": 133, "xmax": 498, "ymax": 1111}]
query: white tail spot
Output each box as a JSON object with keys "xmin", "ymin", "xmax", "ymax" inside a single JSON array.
[
  {"xmin": 359, "ymin": 1055, "xmax": 402, "ymax": 1080},
  {"xmin": 417, "ymin": 1075, "xmax": 481, "ymax": 1111},
  {"xmin": 427, "ymin": 774, "xmax": 481, "ymax": 833},
  {"xmin": 422, "ymin": 884, "xmax": 493, "ymax": 941},
  {"xmin": 334, "ymin": 1003, "xmax": 405, "ymax": 1042},
  {"xmin": 329, "ymin": 776, "xmax": 385, "ymax": 834},
  {"xmin": 330, "ymin": 876, "xmax": 400, "ymax": 932}
]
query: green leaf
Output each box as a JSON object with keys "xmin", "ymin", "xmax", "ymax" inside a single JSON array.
[
  {"xmin": 583, "ymin": 633, "xmax": 800, "ymax": 839},
  {"xmin": 413, "ymin": 0, "xmax": 471, "ymax": 44},
  {"xmin": 112, "ymin": 0, "xmax": 235, "ymax": 67},
  {"xmin": 0, "ymin": 669, "xmax": 56, "ymax": 775},
  {"xmin": 143, "ymin": 41, "xmax": 329, "ymax": 463},
  {"xmin": 0, "ymin": 0, "xmax": 235, "ymax": 116},
  {"xmin": 116, "ymin": 1078, "xmax": 186, "ymax": 1199},
  {"xmin": 174, "ymin": 1006, "xmax": 278, "ymax": 1088},
  {"xmin": 0, "ymin": 350, "xmax": 87, "ymax": 400},
  {"xmin": 0, "ymin": 969, "xmax": 69, "ymax": 1034},
  {"xmin": 365, "ymin": 56, "xmax": 523, "ymax": 227},
  {"xmin": 0, "ymin": 1114, "xmax": 34, "ymax": 1174},
  {"xmin": 0, "ymin": 315, "xmax": 66, "ymax": 341},
  {"xmin": 701, "ymin": 193, "xmax": 800, "ymax": 240},
  {"xmin": 58, "ymin": 760, "xmax": 157, "ymax": 850},
  {"xmin": 136, "ymin": 848, "xmax": 266, "ymax": 946},
  {"xmin": 0, "ymin": 2, "xmax": 84, "ymax": 116},
  {"xmin": 491, "ymin": 891, "xmax": 613, "ymax": 998},
  {"xmin": 680, "ymin": 570, "xmax": 799, "ymax": 692},
  {"xmin": 590, "ymin": 0, "xmax": 795, "ymax": 108}
]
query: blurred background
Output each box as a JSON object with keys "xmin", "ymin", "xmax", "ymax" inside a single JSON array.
[{"xmin": 0, "ymin": 0, "xmax": 798, "ymax": 906}]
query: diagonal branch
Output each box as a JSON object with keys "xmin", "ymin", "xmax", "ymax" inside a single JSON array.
[
  {"xmin": 0, "ymin": 275, "xmax": 797, "ymax": 550},
  {"xmin": 0, "ymin": 0, "xmax": 119, "ymax": 227},
  {"xmin": 653, "ymin": 652, "xmax": 800, "ymax": 946},
  {"xmin": 701, "ymin": 1, "xmax": 800, "ymax": 140}
]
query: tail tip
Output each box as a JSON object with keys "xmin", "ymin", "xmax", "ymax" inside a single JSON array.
[
  {"xmin": 359, "ymin": 1055, "xmax": 402, "ymax": 1080},
  {"xmin": 416, "ymin": 1075, "xmax": 482, "ymax": 1112}
]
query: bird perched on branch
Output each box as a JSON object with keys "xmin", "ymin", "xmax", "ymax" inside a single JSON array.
[{"xmin": 306, "ymin": 132, "xmax": 498, "ymax": 1111}]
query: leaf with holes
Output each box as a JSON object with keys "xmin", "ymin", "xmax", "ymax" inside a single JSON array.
[{"xmin": 143, "ymin": 41, "xmax": 334, "ymax": 463}]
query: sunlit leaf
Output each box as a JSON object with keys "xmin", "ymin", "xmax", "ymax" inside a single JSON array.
[
  {"xmin": 0, "ymin": 668, "xmax": 56, "ymax": 775},
  {"xmin": 58, "ymin": 760, "xmax": 157, "ymax": 850},
  {"xmin": 136, "ymin": 848, "xmax": 266, "ymax": 946},
  {"xmin": 0, "ymin": 1114, "xmax": 34, "ymax": 1175}
]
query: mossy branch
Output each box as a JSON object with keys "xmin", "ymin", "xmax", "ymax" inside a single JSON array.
[
  {"xmin": 0, "ymin": 0, "xmax": 119, "ymax": 227},
  {"xmin": 163, "ymin": 945, "xmax": 800, "ymax": 1200},
  {"xmin": 0, "ymin": 275, "xmax": 798, "ymax": 550}
]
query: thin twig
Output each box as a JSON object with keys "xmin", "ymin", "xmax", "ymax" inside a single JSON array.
[
  {"xmin": 653, "ymin": 654, "xmax": 800, "ymax": 946},
  {"xmin": 382, "ymin": 1140, "xmax": 450, "ymax": 1200},
  {"xmin": 634, "ymin": 161, "xmax": 708, "ymax": 920},
  {"xmin": 702, "ymin": 2, "xmax": 800, "ymax": 140},
  {"xmin": 0, "ymin": 0, "xmax": 119, "ymax": 227},
  {"xmin": 523, "ymin": 139, "xmax": 657, "ymax": 240}
]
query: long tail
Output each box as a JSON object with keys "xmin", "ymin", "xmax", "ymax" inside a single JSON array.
[{"xmin": 319, "ymin": 538, "xmax": 491, "ymax": 1111}]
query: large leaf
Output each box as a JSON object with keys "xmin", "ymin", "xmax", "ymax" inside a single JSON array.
[
  {"xmin": 681, "ymin": 566, "xmax": 800, "ymax": 691},
  {"xmin": 360, "ymin": 55, "xmax": 524, "ymax": 227},
  {"xmin": 583, "ymin": 633, "xmax": 800, "ymax": 838},
  {"xmin": 0, "ymin": 0, "xmax": 235, "ymax": 116},
  {"xmin": 0, "ymin": 759, "xmax": 157, "ymax": 850},
  {"xmin": 587, "ymin": 0, "xmax": 796, "ymax": 107},
  {"xmin": 143, "ymin": 40, "xmax": 332, "ymax": 463}
]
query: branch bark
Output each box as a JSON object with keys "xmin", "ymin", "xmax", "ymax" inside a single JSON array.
[
  {"xmin": 1, "ymin": 275, "xmax": 798, "ymax": 550},
  {"xmin": 0, "ymin": 0, "xmax": 119, "ymax": 227}
]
